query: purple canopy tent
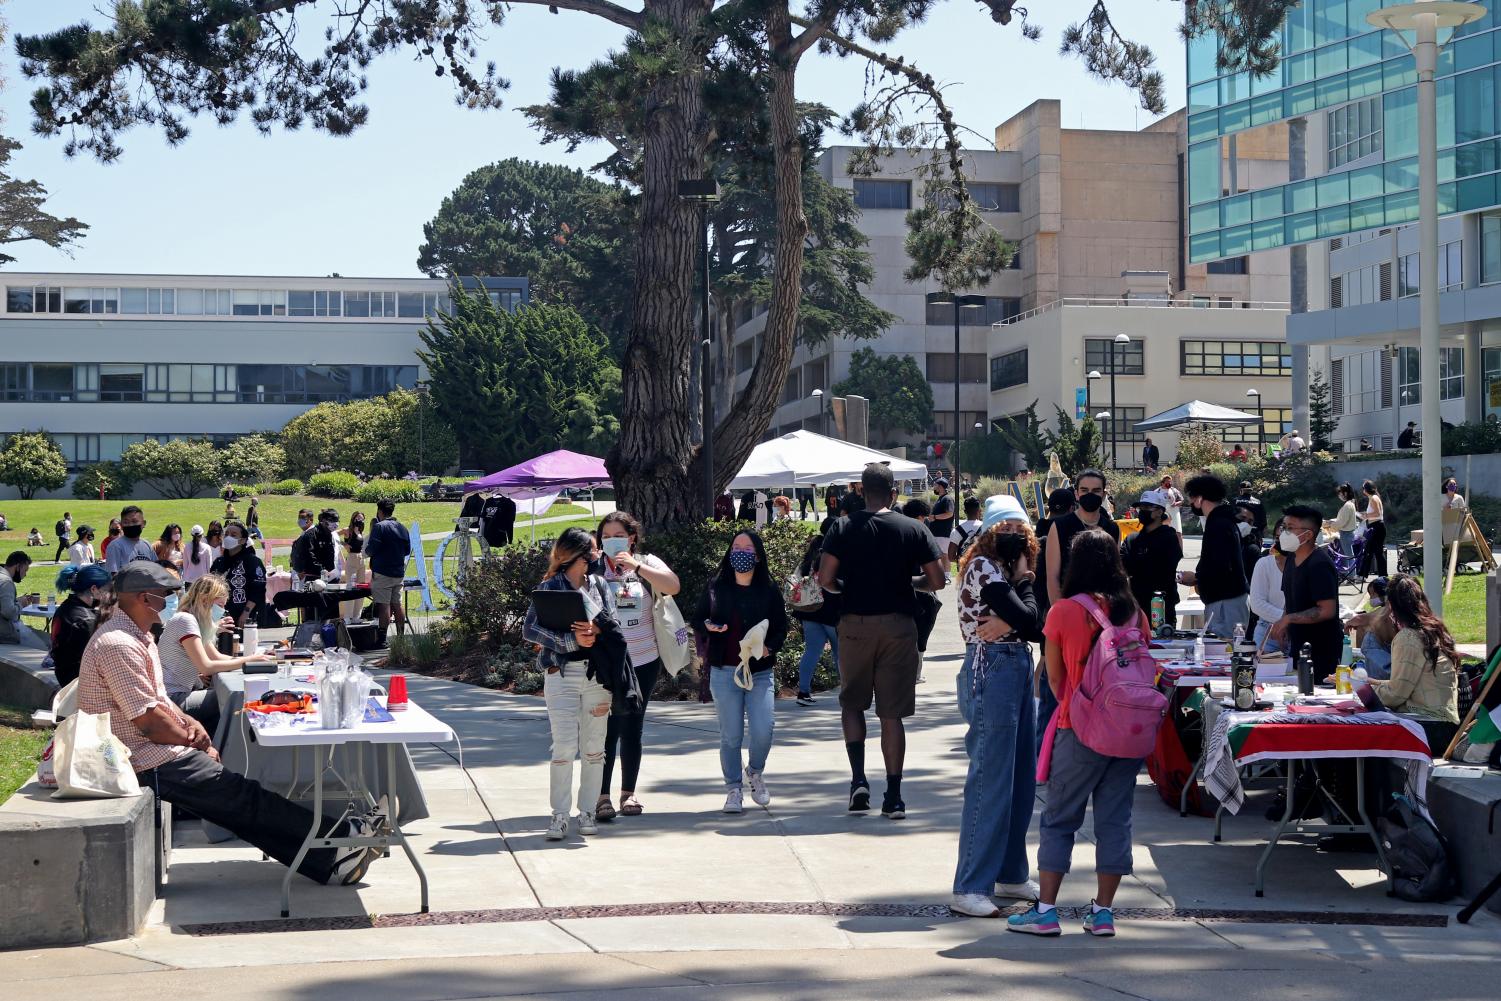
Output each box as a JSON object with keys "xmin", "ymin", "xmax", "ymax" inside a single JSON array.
[{"xmin": 463, "ymin": 449, "xmax": 613, "ymax": 542}]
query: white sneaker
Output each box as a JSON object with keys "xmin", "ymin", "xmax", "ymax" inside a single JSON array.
[
  {"xmin": 950, "ymin": 892, "xmax": 1001, "ymax": 918},
  {"xmin": 577, "ymin": 811, "xmax": 599, "ymax": 836},
  {"xmin": 722, "ymin": 786, "xmax": 744, "ymax": 814},
  {"xmin": 545, "ymin": 812, "xmax": 568, "ymax": 841},
  {"xmin": 744, "ymin": 767, "xmax": 770, "ymax": 807},
  {"xmin": 996, "ymin": 878, "xmax": 1041, "ymax": 900}
]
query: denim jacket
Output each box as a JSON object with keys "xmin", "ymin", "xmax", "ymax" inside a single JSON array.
[{"xmin": 523, "ymin": 571, "xmax": 616, "ymax": 673}]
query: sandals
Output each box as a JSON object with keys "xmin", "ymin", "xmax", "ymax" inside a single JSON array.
[
  {"xmin": 595, "ymin": 797, "xmax": 617, "ymax": 822},
  {"xmin": 620, "ymin": 794, "xmax": 643, "ymax": 816}
]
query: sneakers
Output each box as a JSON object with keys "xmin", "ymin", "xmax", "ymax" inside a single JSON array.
[
  {"xmin": 545, "ymin": 812, "xmax": 568, "ymax": 841},
  {"xmin": 796, "ymin": 692, "xmax": 816, "ymax": 706},
  {"xmin": 723, "ymin": 786, "xmax": 744, "ymax": 814},
  {"xmin": 330, "ymin": 814, "xmax": 385, "ymax": 886},
  {"xmin": 881, "ymin": 794, "xmax": 906, "ymax": 820},
  {"xmin": 577, "ymin": 811, "xmax": 599, "ymax": 836},
  {"xmin": 949, "ymin": 892, "xmax": 1001, "ymax": 918},
  {"xmin": 1006, "ymin": 904, "xmax": 1062, "ymax": 936},
  {"xmin": 848, "ymin": 780, "xmax": 871, "ymax": 812},
  {"xmin": 995, "ymin": 878, "xmax": 1041, "ymax": 901},
  {"xmin": 1083, "ymin": 904, "xmax": 1116, "ymax": 937},
  {"xmin": 744, "ymin": 767, "xmax": 771, "ymax": 807},
  {"xmin": 596, "ymin": 797, "xmax": 617, "ymax": 823}
]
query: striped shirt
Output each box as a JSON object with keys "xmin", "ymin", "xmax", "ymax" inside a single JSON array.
[
  {"xmin": 603, "ymin": 554, "xmax": 667, "ymax": 667},
  {"xmin": 78, "ymin": 613, "xmax": 189, "ymax": 772}
]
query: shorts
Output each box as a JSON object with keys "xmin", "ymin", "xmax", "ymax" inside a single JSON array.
[
  {"xmin": 838, "ymin": 613, "xmax": 921, "ymax": 719},
  {"xmin": 369, "ymin": 572, "xmax": 404, "ymax": 605}
]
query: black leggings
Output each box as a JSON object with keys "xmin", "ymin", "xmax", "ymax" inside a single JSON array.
[
  {"xmin": 601, "ymin": 659, "xmax": 661, "ymax": 794},
  {"xmin": 1359, "ymin": 521, "xmax": 1387, "ymax": 578}
]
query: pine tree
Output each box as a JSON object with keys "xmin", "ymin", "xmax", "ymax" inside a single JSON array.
[{"xmin": 1308, "ymin": 369, "xmax": 1337, "ymax": 453}]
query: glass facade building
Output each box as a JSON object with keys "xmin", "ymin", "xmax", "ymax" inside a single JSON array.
[{"xmin": 1187, "ymin": 1, "xmax": 1501, "ymax": 263}]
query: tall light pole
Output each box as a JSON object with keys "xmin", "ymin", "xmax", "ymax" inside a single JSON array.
[
  {"xmin": 1086, "ymin": 369, "xmax": 1102, "ymax": 419},
  {"xmin": 1246, "ymin": 388, "xmax": 1262, "ymax": 456},
  {"xmin": 1108, "ymin": 333, "xmax": 1130, "ymax": 469},
  {"xmin": 679, "ymin": 178, "xmax": 721, "ymax": 518},
  {"xmin": 810, "ymin": 387, "xmax": 825, "ymax": 435},
  {"xmin": 926, "ymin": 291, "xmax": 986, "ymax": 490},
  {"xmin": 415, "ymin": 379, "xmax": 430, "ymax": 477},
  {"xmin": 1368, "ymin": 1, "xmax": 1485, "ymax": 610}
]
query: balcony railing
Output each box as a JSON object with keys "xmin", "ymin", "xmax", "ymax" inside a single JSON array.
[{"xmin": 993, "ymin": 296, "xmax": 1291, "ymax": 327}]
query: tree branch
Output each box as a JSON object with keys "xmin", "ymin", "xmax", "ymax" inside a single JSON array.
[{"xmin": 505, "ymin": 0, "xmax": 644, "ymax": 32}]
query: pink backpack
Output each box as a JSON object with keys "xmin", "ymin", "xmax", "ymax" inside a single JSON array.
[{"xmin": 1065, "ymin": 594, "xmax": 1168, "ymax": 759}]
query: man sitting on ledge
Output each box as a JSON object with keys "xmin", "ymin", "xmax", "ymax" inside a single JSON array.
[{"xmin": 78, "ymin": 562, "xmax": 387, "ymax": 886}]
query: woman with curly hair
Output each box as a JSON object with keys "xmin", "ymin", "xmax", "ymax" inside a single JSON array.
[
  {"xmin": 951, "ymin": 495, "xmax": 1043, "ymax": 918},
  {"xmin": 1373, "ymin": 575, "xmax": 1460, "ymax": 730}
]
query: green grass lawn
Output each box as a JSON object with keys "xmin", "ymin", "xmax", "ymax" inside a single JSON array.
[
  {"xmin": 0, "ymin": 704, "xmax": 47, "ymax": 806},
  {"xmin": 1435, "ymin": 573, "xmax": 1488, "ymax": 647}
]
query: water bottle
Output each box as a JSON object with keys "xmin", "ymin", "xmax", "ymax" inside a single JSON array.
[
  {"xmin": 1297, "ymin": 641, "xmax": 1315, "ymax": 696},
  {"xmin": 1232, "ymin": 644, "xmax": 1256, "ymax": 710},
  {"xmin": 1232, "ymin": 622, "xmax": 1246, "ymax": 653},
  {"xmin": 1150, "ymin": 592, "xmax": 1166, "ymax": 633},
  {"xmin": 1340, "ymin": 634, "xmax": 1353, "ymax": 666},
  {"xmin": 1193, "ymin": 633, "xmax": 1206, "ymax": 665}
]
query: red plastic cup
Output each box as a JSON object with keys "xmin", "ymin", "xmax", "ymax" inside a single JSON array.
[{"xmin": 387, "ymin": 673, "xmax": 409, "ymax": 710}]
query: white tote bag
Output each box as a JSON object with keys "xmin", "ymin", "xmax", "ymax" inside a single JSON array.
[
  {"xmin": 652, "ymin": 591, "xmax": 694, "ymax": 677},
  {"xmin": 51, "ymin": 709, "xmax": 141, "ymax": 800},
  {"xmin": 35, "ymin": 679, "xmax": 80, "ymax": 789}
]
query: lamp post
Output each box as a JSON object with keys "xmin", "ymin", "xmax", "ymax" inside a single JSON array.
[
  {"xmin": 1108, "ymin": 334, "xmax": 1130, "ymax": 468},
  {"xmin": 679, "ymin": 178, "xmax": 721, "ymax": 518},
  {"xmin": 1086, "ymin": 369, "xmax": 1102, "ymax": 419},
  {"xmin": 1245, "ymin": 388, "xmax": 1262, "ymax": 456},
  {"xmin": 1367, "ymin": 1, "xmax": 1485, "ymax": 610},
  {"xmin": 926, "ymin": 291, "xmax": 987, "ymax": 491},
  {"xmin": 810, "ymin": 387, "xmax": 825, "ymax": 435},
  {"xmin": 414, "ymin": 379, "xmax": 430, "ymax": 478}
]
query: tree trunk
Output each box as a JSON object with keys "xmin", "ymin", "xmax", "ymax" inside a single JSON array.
[
  {"xmin": 708, "ymin": 5, "xmax": 808, "ymax": 493},
  {"xmin": 608, "ymin": 0, "xmax": 713, "ymax": 532}
]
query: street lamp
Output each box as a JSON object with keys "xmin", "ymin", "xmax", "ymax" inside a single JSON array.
[
  {"xmin": 1086, "ymin": 370, "xmax": 1102, "ymax": 418},
  {"xmin": 1367, "ymin": 1, "xmax": 1486, "ymax": 611},
  {"xmin": 1245, "ymin": 388, "xmax": 1262, "ymax": 455},
  {"xmin": 926, "ymin": 291, "xmax": 987, "ymax": 491},
  {"xmin": 1108, "ymin": 334, "xmax": 1131, "ymax": 469},
  {"xmin": 679, "ymin": 177, "xmax": 721, "ymax": 518},
  {"xmin": 414, "ymin": 379, "xmax": 430, "ymax": 478},
  {"xmin": 810, "ymin": 387, "xmax": 825, "ymax": 436}
]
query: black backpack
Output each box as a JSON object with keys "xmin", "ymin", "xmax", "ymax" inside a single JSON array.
[
  {"xmin": 55, "ymin": 519, "xmax": 67, "ymax": 537},
  {"xmin": 1377, "ymin": 794, "xmax": 1458, "ymax": 902}
]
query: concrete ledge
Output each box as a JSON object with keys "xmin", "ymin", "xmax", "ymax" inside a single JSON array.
[
  {"xmin": 0, "ymin": 645, "xmax": 60, "ymax": 711},
  {"xmin": 1428, "ymin": 771, "xmax": 1501, "ymax": 916},
  {"xmin": 0, "ymin": 782, "xmax": 157, "ymax": 947}
]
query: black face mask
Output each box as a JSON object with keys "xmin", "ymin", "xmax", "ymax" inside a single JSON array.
[
  {"xmin": 1077, "ymin": 493, "xmax": 1104, "ymax": 514},
  {"xmin": 122, "ymin": 524, "xmax": 144, "ymax": 540}
]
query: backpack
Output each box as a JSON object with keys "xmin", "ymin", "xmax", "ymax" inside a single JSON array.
[
  {"xmin": 55, "ymin": 519, "xmax": 67, "ymax": 537},
  {"xmin": 1377, "ymin": 794, "xmax": 1457, "ymax": 902},
  {"xmin": 1066, "ymin": 594, "xmax": 1169, "ymax": 759}
]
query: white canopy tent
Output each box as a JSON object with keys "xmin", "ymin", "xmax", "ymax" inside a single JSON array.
[
  {"xmin": 1132, "ymin": 400, "xmax": 1262, "ymax": 433},
  {"xmin": 729, "ymin": 430, "xmax": 928, "ymax": 489}
]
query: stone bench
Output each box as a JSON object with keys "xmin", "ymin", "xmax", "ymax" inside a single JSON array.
[
  {"xmin": 1428, "ymin": 770, "xmax": 1501, "ymax": 916},
  {"xmin": 0, "ymin": 782, "xmax": 161, "ymax": 947},
  {"xmin": 0, "ymin": 645, "xmax": 59, "ymax": 712}
]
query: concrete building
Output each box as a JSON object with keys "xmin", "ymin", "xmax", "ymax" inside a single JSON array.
[
  {"xmin": 0, "ymin": 273, "xmax": 527, "ymax": 488},
  {"xmin": 1185, "ymin": 5, "xmax": 1501, "ymax": 449},
  {"xmin": 732, "ymin": 98, "xmax": 1293, "ymax": 462}
]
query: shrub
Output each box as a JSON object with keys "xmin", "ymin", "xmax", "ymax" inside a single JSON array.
[
  {"xmin": 354, "ymin": 478, "xmax": 425, "ymax": 504},
  {"xmin": 280, "ymin": 388, "xmax": 458, "ymax": 479},
  {"xmin": 308, "ymin": 471, "xmax": 360, "ymax": 498},
  {"xmin": 1442, "ymin": 419, "xmax": 1501, "ymax": 456},
  {"xmin": 71, "ymin": 460, "xmax": 134, "ymax": 500},
  {"xmin": 449, "ymin": 544, "xmax": 551, "ymax": 645},
  {"xmin": 222, "ymin": 483, "xmax": 258, "ymax": 500},
  {"xmin": 0, "ymin": 430, "xmax": 69, "ymax": 499},
  {"xmin": 643, "ymin": 518, "xmax": 816, "ymax": 636},
  {"xmin": 120, "ymin": 438, "xmax": 220, "ymax": 498},
  {"xmin": 513, "ymin": 670, "xmax": 545, "ymax": 695},
  {"xmin": 1174, "ymin": 428, "xmax": 1226, "ymax": 471},
  {"xmin": 387, "ymin": 631, "xmax": 444, "ymax": 670},
  {"xmin": 269, "ymin": 478, "xmax": 304, "ymax": 495},
  {"xmin": 218, "ymin": 433, "xmax": 286, "ymax": 483}
]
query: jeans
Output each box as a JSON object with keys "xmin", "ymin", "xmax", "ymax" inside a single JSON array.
[
  {"xmin": 709, "ymin": 665, "xmax": 775, "ymax": 787},
  {"xmin": 1338, "ymin": 530, "xmax": 1355, "ymax": 558},
  {"xmin": 602, "ymin": 659, "xmax": 661, "ymax": 794},
  {"xmin": 1037, "ymin": 729, "xmax": 1141, "ymax": 877},
  {"xmin": 141, "ymin": 749, "xmax": 345, "ymax": 883},
  {"xmin": 544, "ymin": 668, "xmax": 613, "ymax": 816},
  {"xmin": 170, "ymin": 688, "xmax": 221, "ymax": 736},
  {"xmin": 1204, "ymin": 595, "xmax": 1249, "ymax": 638},
  {"xmin": 954, "ymin": 643, "xmax": 1037, "ymax": 894},
  {"xmin": 1359, "ymin": 522, "xmax": 1387, "ymax": 578},
  {"xmin": 797, "ymin": 621, "xmax": 839, "ymax": 694},
  {"xmin": 1251, "ymin": 619, "xmax": 1284, "ymax": 655}
]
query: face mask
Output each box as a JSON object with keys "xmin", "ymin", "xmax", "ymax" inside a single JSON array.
[
  {"xmin": 210, "ymin": 603, "xmax": 226, "ymax": 622},
  {"xmin": 1237, "ymin": 522, "xmax": 1253, "ymax": 538},
  {"xmin": 222, "ymin": 535, "xmax": 242, "ymax": 551},
  {"xmin": 1279, "ymin": 530, "xmax": 1303, "ymax": 551},
  {"xmin": 298, "ymin": 519, "xmax": 311, "ymax": 531},
  {"xmin": 122, "ymin": 524, "xmax": 143, "ymax": 539},
  {"xmin": 157, "ymin": 594, "xmax": 178, "ymax": 624},
  {"xmin": 602, "ymin": 537, "xmax": 630, "ymax": 559},
  {"xmin": 1077, "ymin": 493, "xmax": 1104, "ymax": 513},
  {"xmin": 1370, "ymin": 598, "xmax": 1384, "ymax": 607},
  {"xmin": 728, "ymin": 550, "xmax": 757, "ymax": 574}
]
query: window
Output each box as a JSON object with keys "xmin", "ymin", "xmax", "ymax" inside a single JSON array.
[
  {"xmin": 1334, "ymin": 261, "xmax": 1392, "ymax": 307},
  {"xmin": 1219, "ymin": 407, "xmax": 1294, "ymax": 445},
  {"xmin": 927, "ymin": 297, "xmax": 1020, "ymax": 326},
  {"xmin": 735, "ymin": 340, "xmax": 754, "ymax": 374},
  {"xmin": 31, "ymin": 286, "xmax": 62, "ymax": 313},
  {"xmin": 30, "ymin": 364, "xmax": 76, "ymax": 401},
  {"xmin": 398, "ymin": 291, "xmax": 451, "ymax": 317},
  {"xmin": 98, "ymin": 364, "xmax": 144, "ymax": 402},
  {"xmin": 803, "ymin": 358, "xmax": 828, "ymax": 394},
  {"xmin": 1327, "ymin": 96, "xmax": 1382, "ymax": 169},
  {"xmin": 1007, "ymin": 248, "xmax": 1022, "ymax": 269},
  {"xmin": 175, "ymin": 288, "xmax": 232, "ymax": 315},
  {"xmin": 1097, "ymin": 407, "xmax": 1147, "ymax": 444},
  {"xmin": 1398, "ymin": 347, "xmax": 1465, "ymax": 404},
  {"xmin": 989, "ymin": 348, "xmax": 1027, "ymax": 391},
  {"xmin": 0, "ymin": 364, "xmax": 25, "ymax": 400},
  {"xmin": 933, "ymin": 181, "xmax": 1020, "ymax": 213},
  {"xmin": 1181, "ymin": 340, "xmax": 1292, "ymax": 377},
  {"xmin": 852, "ymin": 179, "xmax": 911, "ymax": 211},
  {"xmin": 1399, "ymin": 241, "xmax": 1463, "ymax": 296},
  {"xmin": 487, "ymin": 289, "xmax": 524, "ymax": 313},
  {"xmin": 6, "ymin": 288, "xmax": 32, "ymax": 312},
  {"xmin": 1339, "ymin": 349, "xmax": 1384, "ymax": 414},
  {"xmin": 289, "ymin": 290, "xmax": 343, "ymax": 317},
  {"xmin": 343, "ymin": 292, "xmax": 371, "ymax": 317},
  {"xmin": 1084, "ymin": 338, "xmax": 1145, "ymax": 376},
  {"xmin": 119, "ymin": 287, "xmax": 175, "ymax": 314},
  {"xmin": 1206, "ymin": 256, "xmax": 1249, "ymax": 275},
  {"xmin": 1484, "ymin": 212, "xmax": 1501, "ymax": 286},
  {"xmin": 926, "ymin": 353, "xmax": 988, "ymax": 384},
  {"xmin": 928, "ymin": 410, "xmax": 989, "ymax": 438},
  {"xmin": 370, "ymin": 291, "xmax": 397, "ymax": 318},
  {"xmin": 59, "ymin": 287, "xmax": 117, "ymax": 314}
]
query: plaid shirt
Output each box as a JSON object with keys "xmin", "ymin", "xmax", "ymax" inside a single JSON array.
[
  {"xmin": 523, "ymin": 571, "xmax": 613, "ymax": 673},
  {"xmin": 78, "ymin": 613, "xmax": 189, "ymax": 773}
]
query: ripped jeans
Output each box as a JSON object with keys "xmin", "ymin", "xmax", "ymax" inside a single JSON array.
[{"xmin": 544, "ymin": 667, "xmax": 613, "ymax": 817}]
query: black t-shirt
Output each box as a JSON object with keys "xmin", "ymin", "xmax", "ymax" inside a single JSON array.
[
  {"xmin": 821, "ymin": 509, "xmax": 942, "ymax": 617},
  {"xmin": 930, "ymin": 493, "xmax": 955, "ymax": 537},
  {"xmin": 1120, "ymin": 523, "xmax": 1182, "ymax": 618},
  {"xmin": 1281, "ymin": 546, "xmax": 1343, "ymax": 673},
  {"xmin": 1051, "ymin": 511, "xmax": 1120, "ymax": 586}
]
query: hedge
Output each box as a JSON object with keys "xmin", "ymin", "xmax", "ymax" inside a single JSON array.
[
  {"xmin": 266, "ymin": 478, "xmax": 304, "ymax": 495},
  {"xmin": 308, "ymin": 471, "xmax": 360, "ymax": 498},
  {"xmin": 354, "ymin": 479, "xmax": 425, "ymax": 504}
]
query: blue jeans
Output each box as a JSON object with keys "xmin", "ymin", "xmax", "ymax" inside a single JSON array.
[
  {"xmin": 1252, "ymin": 619, "xmax": 1284, "ymax": 655},
  {"xmin": 1338, "ymin": 530, "xmax": 1355, "ymax": 558},
  {"xmin": 709, "ymin": 666, "xmax": 775, "ymax": 787},
  {"xmin": 1038, "ymin": 729, "xmax": 1141, "ymax": 877},
  {"xmin": 954, "ymin": 643, "xmax": 1037, "ymax": 894},
  {"xmin": 1204, "ymin": 595, "xmax": 1249, "ymax": 638},
  {"xmin": 797, "ymin": 621, "xmax": 839, "ymax": 694}
]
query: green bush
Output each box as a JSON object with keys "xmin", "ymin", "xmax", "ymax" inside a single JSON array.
[
  {"xmin": 387, "ymin": 631, "xmax": 444, "ymax": 670},
  {"xmin": 71, "ymin": 460, "xmax": 134, "ymax": 500},
  {"xmin": 449, "ymin": 544, "xmax": 552, "ymax": 645},
  {"xmin": 1175, "ymin": 428, "xmax": 1226, "ymax": 471},
  {"xmin": 643, "ymin": 518, "xmax": 816, "ymax": 634},
  {"xmin": 1442, "ymin": 419, "xmax": 1501, "ymax": 456},
  {"xmin": 354, "ymin": 478, "xmax": 425, "ymax": 504},
  {"xmin": 218, "ymin": 433, "xmax": 286, "ymax": 483},
  {"xmin": 308, "ymin": 471, "xmax": 360, "ymax": 498},
  {"xmin": 513, "ymin": 670, "xmax": 545, "ymax": 695},
  {"xmin": 222, "ymin": 483, "xmax": 258, "ymax": 499},
  {"xmin": 268, "ymin": 478, "xmax": 304, "ymax": 495}
]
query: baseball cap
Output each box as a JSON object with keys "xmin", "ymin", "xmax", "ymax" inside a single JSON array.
[
  {"xmin": 113, "ymin": 562, "xmax": 184, "ymax": 593},
  {"xmin": 1137, "ymin": 489, "xmax": 1172, "ymax": 510},
  {"xmin": 190, "ymin": 524, "xmax": 205, "ymax": 536},
  {"xmin": 982, "ymin": 495, "xmax": 1029, "ymax": 531},
  {"xmin": 934, "ymin": 477, "xmax": 950, "ymax": 487}
]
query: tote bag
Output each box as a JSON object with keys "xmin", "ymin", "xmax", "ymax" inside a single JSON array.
[
  {"xmin": 35, "ymin": 679, "xmax": 80, "ymax": 789},
  {"xmin": 652, "ymin": 591, "xmax": 694, "ymax": 676},
  {"xmin": 51, "ymin": 709, "xmax": 141, "ymax": 800}
]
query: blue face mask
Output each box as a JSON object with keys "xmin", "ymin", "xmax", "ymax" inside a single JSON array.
[
  {"xmin": 728, "ymin": 550, "xmax": 757, "ymax": 574},
  {"xmin": 159, "ymin": 594, "xmax": 179, "ymax": 623},
  {"xmin": 210, "ymin": 603, "xmax": 226, "ymax": 622},
  {"xmin": 602, "ymin": 537, "xmax": 630, "ymax": 559}
]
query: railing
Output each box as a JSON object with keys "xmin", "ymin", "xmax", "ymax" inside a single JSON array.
[{"xmin": 994, "ymin": 296, "xmax": 1292, "ymax": 327}]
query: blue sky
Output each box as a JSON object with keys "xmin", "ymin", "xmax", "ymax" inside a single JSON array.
[{"xmin": 1, "ymin": 1, "xmax": 1188, "ymax": 278}]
